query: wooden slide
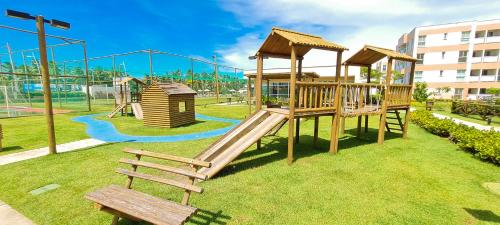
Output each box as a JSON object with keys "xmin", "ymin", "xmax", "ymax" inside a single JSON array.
[
  {"xmin": 131, "ymin": 103, "xmax": 143, "ymax": 120},
  {"xmin": 195, "ymin": 110, "xmax": 287, "ymax": 178}
]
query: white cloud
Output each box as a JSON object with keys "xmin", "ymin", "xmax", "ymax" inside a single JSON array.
[{"xmin": 216, "ymin": 0, "xmax": 500, "ymax": 70}]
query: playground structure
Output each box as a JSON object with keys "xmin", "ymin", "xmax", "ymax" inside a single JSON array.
[
  {"xmin": 142, "ymin": 82, "xmax": 197, "ymax": 128},
  {"xmin": 108, "ymin": 77, "xmax": 146, "ymax": 119}
]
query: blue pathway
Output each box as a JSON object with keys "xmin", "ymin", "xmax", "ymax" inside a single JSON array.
[{"xmin": 72, "ymin": 113, "xmax": 240, "ymax": 142}]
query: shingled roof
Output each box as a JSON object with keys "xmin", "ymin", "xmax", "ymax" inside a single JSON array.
[
  {"xmin": 157, "ymin": 82, "xmax": 197, "ymax": 95},
  {"xmin": 344, "ymin": 45, "xmax": 417, "ymax": 66},
  {"xmin": 257, "ymin": 27, "xmax": 348, "ymax": 58}
]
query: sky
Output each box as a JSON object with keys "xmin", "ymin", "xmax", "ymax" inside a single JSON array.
[{"xmin": 0, "ymin": 0, "xmax": 499, "ymax": 77}]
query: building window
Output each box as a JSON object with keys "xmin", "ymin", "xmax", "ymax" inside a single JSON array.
[
  {"xmin": 418, "ymin": 35, "xmax": 426, "ymax": 47},
  {"xmin": 441, "ymin": 51, "xmax": 445, "ymax": 59},
  {"xmin": 470, "ymin": 69, "xmax": 480, "ymax": 76},
  {"xmin": 415, "ymin": 71, "xmax": 423, "ymax": 81},
  {"xmin": 487, "ymin": 29, "xmax": 500, "ymax": 37},
  {"xmin": 472, "ymin": 50, "xmax": 483, "ymax": 57},
  {"xmin": 461, "ymin": 31, "xmax": 470, "ymax": 42},
  {"xmin": 482, "ymin": 69, "xmax": 496, "ymax": 76},
  {"xmin": 456, "ymin": 70, "xmax": 466, "ymax": 80},
  {"xmin": 417, "ymin": 53, "xmax": 424, "ymax": 64},
  {"xmin": 458, "ymin": 51, "xmax": 468, "ymax": 62},
  {"xmin": 178, "ymin": 101, "xmax": 186, "ymax": 112},
  {"xmin": 440, "ymin": 70, "xmax": 444, "ymax": 77},
  {"xmin": 443, "ymin": 33, "xmax": 448, "ymax": 40},
  {"xmin": 454, "ymin": 88, "xmax": 464, "ymax": 99},
  {"xmin": 484, "ymin": 49, "xmax": 499, "ymax": 57},
  {"xmin": 382, "ymin": 65, "xmax": 387, "ymax": 71},
  {"xmin": 475, "ymin": 31, "xmax": 485, "ymax": 38},
  {"xmin": 468, "ymin": 88, "xmax": 478, "ymax": 94},
  {"xmin": 479, "ymin": 88, "xmax": 487, "ymax": 94}
]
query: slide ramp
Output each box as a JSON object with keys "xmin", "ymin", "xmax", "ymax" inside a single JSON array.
[
  {"xmin": 196, "ymin": 110, "xmax": 287, "ymax": 178},
  {"xmin": 131, "ymin": 103, "xmax": 143, "ymax": 120}
]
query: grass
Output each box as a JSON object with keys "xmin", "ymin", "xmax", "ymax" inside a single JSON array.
[
  {"xmin": 0, "ymin": 104, "xmax": 499, "ymax": 225},
  {"xmin": 412, "ymin": 101, "xmax": 500, "ymax": 127}
]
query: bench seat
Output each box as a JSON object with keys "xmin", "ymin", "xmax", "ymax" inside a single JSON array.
[{"xmin": 86, "ymin": 185, "xmax": 197, "ymax": 225}]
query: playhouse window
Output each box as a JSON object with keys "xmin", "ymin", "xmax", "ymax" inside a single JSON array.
[{"xmin": 179, "ymin": 101, "xmax": 186, "ymax": 112}]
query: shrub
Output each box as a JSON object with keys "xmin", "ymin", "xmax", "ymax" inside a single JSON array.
[
  {"xmin": 410, "ymin": 110, "xmax": 500, "ymax": 164},
  {"xmin": 412, "ymin": 82, "xmax": 429, "ymax": 103}
]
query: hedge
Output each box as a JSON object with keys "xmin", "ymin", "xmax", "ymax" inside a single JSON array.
[
  {"xmin": 410, "ymin": 110, "xmax": 500, "ymax": 165},
  {"xmin": 451, "ymin": 100, "xmax": 500, "ymax": 121}
]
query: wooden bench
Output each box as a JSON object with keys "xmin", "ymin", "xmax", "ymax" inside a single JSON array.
[{"xmin": 85, "ymin": 148, "xmax": 211, "ymax": 225}]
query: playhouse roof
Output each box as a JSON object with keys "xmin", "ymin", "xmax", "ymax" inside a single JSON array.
[
  {"xmin": 344, "ymin": 45, "xmax": 417, "ymax": 66},
  {"xmin": 156, "ymin": 82, "xmax": 197, "ymax": 95},
  {"xmin": 256, "ymin": 27, "xmax": 348, "ymax": 58},
  {"xmin": 118, "ymin": 77, "xmax": 146, "ymax": 85},
  {"xmin": 245, "ymin": 71, "xmax": 320, "ymax": 80}
]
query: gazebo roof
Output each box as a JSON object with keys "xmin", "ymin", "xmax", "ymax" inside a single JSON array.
[
  {"xmin": 245, "ymin": 71, "xmax": 320, "ymax": 80},
  {"xmin": 256, "ymin": 27, "xmax": 348, "ymax": 58},
  {"xmin": 157, "ymin": 82, "xmax": 197, "ymax": 95},
  {"xmin": 344, "ymin": 45, "xmax": 417, "ymax": 66},
  {"xmin": 118, "ymin": 77, "xmax": 146, "ymax": 85}
]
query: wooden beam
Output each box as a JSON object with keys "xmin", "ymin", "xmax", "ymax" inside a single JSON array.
[
  {"xmin": 256, "ymin": 55, "xmax": 263, "ymax": 110},
  {"xmin": 329, "ymin": 51, "xmax": 343, "ymax": 154},
  {"xmin": 295, "ymin": 59, "xmax": 302, "ymax": 144},
  {"xmin": 365, "ymin": 65, "xmax": 371, "ymax": 133},
  {"xmin": 408, "ymin": 62, "xmax": 416, "ymax": 85},
  {"xmin": 378, "ymin": 57, "xmax": 393, "ymax": 144},
  {"xmin": 313, "ymin": 116, "xmax": 319, "ymax": 147},
  {"xmin": 288, "ymin": 46, "xmax": 297, "ymax": 164},
  {"xmin": 402, "ymin": 62, "xmax": 416, "ymax": 139},
  {"xmin": 247, "ymin": 77, "xmax": 252, "ymax": 115}
]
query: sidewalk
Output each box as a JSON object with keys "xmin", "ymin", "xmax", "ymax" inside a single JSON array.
[
  {"xmin": 0, "ymin": 138, "xmax": 106, "ymax": 166},
  {"xmin": 0, "ymin": 201, "xmax": 36, "ymax": 225},
  {"xmin": 432, "ymin": 113, "xmax": 499, "ymax": 132}
]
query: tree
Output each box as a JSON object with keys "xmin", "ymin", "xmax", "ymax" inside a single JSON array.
[
  {"xmin": 434, "ymin": 86, "xmax": 451, "ymax": 99},
  {"xmin": 486, "ymin": 88, "xmax": 500, "ymax": 96},
  {"xmin": 413, "ymin": 82, "xmax": 430, "ymax": 103}
]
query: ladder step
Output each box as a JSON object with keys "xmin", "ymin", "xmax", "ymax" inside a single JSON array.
[
  {"xmin": 386, "ymin": 117, "xmax": 398, "ymax": 119},
  {"xmin": 390, "ymin": 128, "xmax": 403, "ymax": 131},
  {"xmin": 387, "ymin": 122, "xmax": 401, "ymax": 125}
]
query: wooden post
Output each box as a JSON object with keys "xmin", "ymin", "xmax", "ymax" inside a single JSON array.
[
  {"xmin": 255, "ymin": 55, "xmax": 263, "ymax": 110},
  {"xmin": 295, "ymin": 59, "xmax": 302, "ymax": 144},
  {"xmin": 365, "ymin": 65, "xmax": 371, "ymax": 133},
  {"xmin": 340, "ymin": 64, "xmax": 348, "ymax": 135},
  {"xmin": 36, "ymin": 16, "xmax": 57, "ymax": 154},
  {"xmin": 287, "ymin": 46, "xmax": 297, "ymax": 164},
  {"xmin": 247, "ymin": 77, "xmax": 252, "ymax": 115},
  {"xmin": 378, "ymin": 57, "xmax": 393, "ymax": 144},
  {"xmin": 313, "ymin": 116, "xmax": 319, "ymax": 147},
  {"xmin": 266, "ymin": 79, "xmax": 270, "ymax": 104},
  {"xmin": 402, "ymin": 62, "xmax": 416, "ymax": 139},
  {"xmin": 329, "ymin": 51, "xmax": 343, "ymax": 154},
  {"xmin": 82, "ymin": 42, "xmax": 92, "ymax": 111},
  {"xmin": 213, "ymin": 55, "xmax": 220, "ymax": 103}
]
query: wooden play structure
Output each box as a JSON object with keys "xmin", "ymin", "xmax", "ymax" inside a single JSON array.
[
  {"xmin": 86, "ymin": 28, "xmax": 417, "ymax": 225},
  {"xmin": 142, "ymin": 82, "xmax": 197, "ymax": 128},
  {"xmin": 108, "ymin": 77, "xmax": 146, "ymax": 119}
]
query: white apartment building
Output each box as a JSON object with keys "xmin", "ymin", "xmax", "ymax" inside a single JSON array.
[{"xmin": 397, "ymin": 19, "xmax": 500, "ymax": 99}]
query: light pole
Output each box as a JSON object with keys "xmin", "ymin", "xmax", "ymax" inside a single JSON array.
[{"xmin": 6, "ymin": 9, "xmax": 70, "ymax": 154}]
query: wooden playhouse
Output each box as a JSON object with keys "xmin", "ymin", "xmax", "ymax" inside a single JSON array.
[{"xmin": 141, "ymin": 82, "xmax": 197, "ymax": 128}]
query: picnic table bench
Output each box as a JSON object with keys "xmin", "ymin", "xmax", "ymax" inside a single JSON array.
[{"xmin": 85, "ymin": 148, "xmax": 211, "ymax": 225}]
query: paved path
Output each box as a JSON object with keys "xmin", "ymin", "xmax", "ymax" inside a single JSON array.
[
  {"xmin": 0, "ymin": 138, "xmax": 106, "ymax": 166},
  {"xmin": 0, "ymin": 201, "xmax": 36, "ymax": 225},
  {"xmin": 432, "ymin": 113, "xmax": 499, "ymax": 132}
]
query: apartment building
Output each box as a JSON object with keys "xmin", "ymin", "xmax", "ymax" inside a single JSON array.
[{"xmin": 397, "ymin": 19, "xmax": 500, "ymax": 99}]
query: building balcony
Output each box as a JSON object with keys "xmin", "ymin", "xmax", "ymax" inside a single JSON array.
[
  {"xmin": 474, "ymin": 37, "xmax": 485, "ymax": 43},
  {"xmin": 486, "ymin": 36, "xmax": 500, "ymax": 43},
  {"xmin": 471, "ymin": 57, "xmax": 482, "ymax": 63},
  {"xmin": 483, "ymin": 56, "xmax": 499, "ymax": 62},
  {"xmin": 480, "ymin": 75, "xmax": 497, "ymax": 82}
]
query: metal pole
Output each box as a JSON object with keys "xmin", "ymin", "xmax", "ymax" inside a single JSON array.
[
  {"xmin": 190, "ymin": 59, "xmax": 194, "ymax": 88},
  {"xmin": 6, "ymin": 43, "xmax": 18, "ymax": 99},
  {"xmin": 21, "ymin": 51, "xmax": 32, "ymax": 106},
  {"xmin": 149, "ymin": 49, "xmax": 153, "ymax": 84},
  {"xmin": 50, "ymin": 47, "xmax": 62, "ymax": 108},
  {"xmin": 82, "ymin": 42, "xmax": 91, "ymax": 111},
  {"xmin": 213, "ymin": 55, "xmax": 219, "ymax": 103},
  {"xmin": 36, "ymin": 16, "xmax": 57, "ymax": 154},
  {"xmin": 63, "ymin": 62, "xmax": 67, "ymax": 103},
  {"xmin": 112, "ymin": 56, "xmax": 117, "ymax": 107}
]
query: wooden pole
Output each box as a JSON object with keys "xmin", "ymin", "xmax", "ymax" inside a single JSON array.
[
  {"xmin": 36, "ymin": 16, "xmax": 57, "ymax": 154},
  {"xmin": 340, "ymin": 64, "xmax": 348, "ymax": 135},
  {"xmin": 255, "ymin": 55, "xmax": 263, "ymax": 110},
  {"xmin": 365, "ymin": 65, "xmax": 371, "ymax": 132},
  {"xmin": 247, "ymin": 77, "xmax": 251, "ymax": 115},
  {"xmin": 213, "ymin": 55, "xmax": 220, "ymax": 103},
  {"xmin": 402, "ymin": 62, "xmax": 416, "ymax": 139},
  {"xmin": 313, "ymin": 116, "xmax": 319, "ymax": 147},
  {"xmin": 378, "ymin": 57, "xmax": 393, "ymax": 144},
  {"xmin": 266, "ymin": 79, "xmax": 270, "ymax": 104},
  {"xmin": 82, "ymin": 42, "xmax": 92, "ymax": 111},
  {"xmin": 329, "ymin": 51, "xmax": 343, "ymax": 154},
  {"xmin": 295, "ymin": 59, "xmax": 302, "ymax": 144},
  {"xmin": 287, "ymin": 46, "xmax": 297, "ymax": 164}
]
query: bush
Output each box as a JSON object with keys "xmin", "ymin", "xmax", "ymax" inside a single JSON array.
[
  {"xmin": 410, "ymin": 110, "xmax": 500, "ymax": 164},
  {"xmin": 451, "ymin": 100, "xmax": 499, "ymax": 120},
  {"xmin": 412, "ymin": 82, "xmax": 430, "ymax": 103}
]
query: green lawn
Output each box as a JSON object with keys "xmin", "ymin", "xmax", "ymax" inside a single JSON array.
[
  {"xmin": 412, "ymin": 101, "xmax": 500, "ymax": 127},
  {"xmin": 0, "ymin": 105, "xmax": 499, "ymax": 225}
]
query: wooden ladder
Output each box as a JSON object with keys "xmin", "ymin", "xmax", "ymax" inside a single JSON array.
[
  {"xmin": 108, "ymin": 103, "xmax": 126, "ymax": 118},
  {"xmin": 385, "ymin": 109, "xmax": 404, "ymax": 133}
]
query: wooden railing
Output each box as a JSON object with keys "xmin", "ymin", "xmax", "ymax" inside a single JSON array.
[
  {"xmin": 295, "ymin": 81, "xmax": 338, "ymax": 112},
  {"xmin": 340, "ymin": 83, "xmax": 384, "ymax": 116},
  {"xmin": 386, "ymin": 84, "xmax": 412, "ymax": 107}
]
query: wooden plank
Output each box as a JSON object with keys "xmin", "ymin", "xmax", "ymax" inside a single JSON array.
[
  {"xmin": 119, "ymin": 159, "xmax": 208, "ymax": 180},
  {"xmin": 116, "ymin": 168, "xmax": 203, "ymax": 193},
  {"xmin": 123, "ymin": 148, "xmax": 211, "ymax": 168}
]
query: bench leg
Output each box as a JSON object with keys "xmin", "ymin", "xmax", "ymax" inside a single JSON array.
[{"xmin": 111, "ymin": 215, "xmax": 119, "ymax": 225}]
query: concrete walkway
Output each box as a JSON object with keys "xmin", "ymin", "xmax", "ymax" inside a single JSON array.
[
  {"xmin": 0, "ymin": 138, "xmax": 106, "ymax": 166},
  {"xmin": 0, "ymin": 201, "xmax": 36, "ymax": 225},
  {"xmin": 432, "ymin": 113, "xmax": 499, "ymax": 132}
]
